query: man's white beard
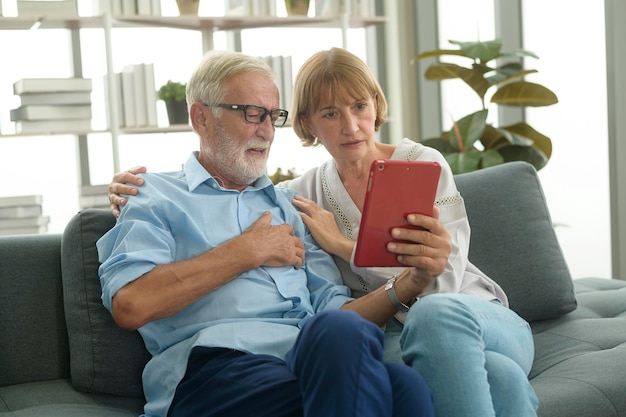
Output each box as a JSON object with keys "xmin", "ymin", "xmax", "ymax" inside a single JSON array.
[{"xmin": 208, "ymin": 124, "xmax": 269, "ymax": 186}]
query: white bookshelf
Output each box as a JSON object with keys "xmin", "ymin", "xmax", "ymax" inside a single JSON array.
[{"xmin": 0, "ymin": 8, "xmax": 385, "ymax": 217}]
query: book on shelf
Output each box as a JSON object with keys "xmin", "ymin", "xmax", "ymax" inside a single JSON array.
[
  {"xmin": 0, "ymin": 215, "xmax": 50, "ymax": 229},
  {"xmin": 351, "ymin": 0, "xmax": 375, "ymax": 17},
  {"xmin": 270, "ymin": 55, "xmax": 284, "ymax": 109},
  {"xmin": 121, "ymin": 66, "xmax": 137, "ymax": 127},
  {"xmin": 260, "ymin": 55, "xmax": 293, "ymax": 111},
  {"xmin": 117, "ymin": 63, "xmax": 158, "ymax": 128},
  {"xmin": 80, "ymin": 184, "xmax": 109, "ymax": 209},
  {"xmin": 80, "ymin": 194, "xmax": 109, "ymax": 209},
  {"xmin": 121, "ymin": 0, "xmax": 135, "ymax": 15},
  {"xmin": 15, "ymin": 118, "xmax": 92, "ymax": 134},
  {"xmin": 0, "ymin": 225, "xmax": 48, "ymax": 236},
  {"xmin": 314, "ymin": 0, "xmax": 374, "ymax": 17},
  {"xmin": 17, "ymin": 0, "xmax": 78, "ymax": 18},
  {"xmin": 10, "ymin": 104, "xmax": 92, "ymax": 121},
  {"xmin": 143, "ymin": 63, "xmax": 158, "ymax": 127},
  {"xmin": 281, "ymin": 55, "xmax": 293, "ymax": 114},
  {"xmin": 250, "ymin": 0, "xmax": 276, "ymax": 16},
  {"xmin": 94, "ymin": 0, "xmax": 160, "ymax": 16},
  {"xmin": 224, "ymin": 0, "xmax": 250, "ymax": 16},
  {"xmin": 103, "ymin": 72, "xmax": 125, "ymax": 128},
  {"xmin": 13, "ymin": 78, "xmax": 92, "ymax": 95},
  {"xmin": 19, "ymin": 91, "xmax": 92, "ymax": 106},
  {"xmin": 129, "ymin": 64, "xmax": 148, "ymax": 127},
  {"xmin": 0, "ymin": 205, "xmax": 43, "ymax": 219},
  {"xmin": 0, "ymin": 194, "xmax": 43, "ymax": 208}
]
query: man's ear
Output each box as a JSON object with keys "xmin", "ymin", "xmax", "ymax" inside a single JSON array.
[{"xmin": 190, "ymin": 102, "xmax": 211, "ymax": 135}]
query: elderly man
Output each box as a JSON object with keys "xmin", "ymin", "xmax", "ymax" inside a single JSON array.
[{"xmin": 97, "ymin": 50, "xmax": 434, "ymax": 417}]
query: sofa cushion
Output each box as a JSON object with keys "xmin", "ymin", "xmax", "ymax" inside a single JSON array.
[
  {"xmin": 530, "ymin": 277, "xmax": 626, "ymax": 416},
  {"xmin": 0, "ymin": 378, "xmax": 143, "ymax": 416},
  {"xmin": 454, "ymin": 161, "xmax": 577, "ymax": 321},
  {"xmin": 61, "ymin": 209, "xmax": 150, "ymax": 398}
]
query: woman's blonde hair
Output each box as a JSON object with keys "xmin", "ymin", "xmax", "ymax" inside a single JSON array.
[{"xmin": 291, "ymin": 47, "xmax": 388, "ymax": 147}]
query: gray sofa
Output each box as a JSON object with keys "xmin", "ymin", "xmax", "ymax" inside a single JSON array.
[{"xmin": 1, "ymin": 161, "xmax": 625, "ymax": 417}]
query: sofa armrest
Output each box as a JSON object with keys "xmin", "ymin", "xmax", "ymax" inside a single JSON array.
[{"xmin": 0, "ymin": 233, "xmax": 69, "ymax": 387}]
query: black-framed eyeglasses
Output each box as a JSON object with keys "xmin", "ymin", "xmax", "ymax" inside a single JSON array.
[{"xmin": 203, "ymin": 103, "xmax": 289, "ymax": 127}]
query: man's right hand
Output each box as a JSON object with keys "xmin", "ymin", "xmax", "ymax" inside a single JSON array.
[
  {"xmin": 109, "ymin": 166, "xmax": 147, "ymax": 217},
  {"xmin": 243, "ymin": 212, "xmax": 305, "ymax": 270}
]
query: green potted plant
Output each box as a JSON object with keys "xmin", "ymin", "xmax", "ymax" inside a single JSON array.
[
  {"xmin": 157, "ymin": 80, "xmax": 188, "ymax": 125},
  {"xmin": 414, "ymin": 39, "xmax": 558, "ymax": 174},
  {"xmin": 284, "ymin": 0, "xmax": 310, "ymax": 16}
]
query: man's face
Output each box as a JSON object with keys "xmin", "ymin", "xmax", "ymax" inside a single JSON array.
[{"xmin": 200, "ymin": 72, "xmax": 279, "ymax": 188}]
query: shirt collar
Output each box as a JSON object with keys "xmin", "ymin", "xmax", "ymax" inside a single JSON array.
[{"xmin": 183, "ymin": 151, "xmax": 278, "ymax": 203}]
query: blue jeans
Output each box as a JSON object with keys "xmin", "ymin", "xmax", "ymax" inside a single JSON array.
[
  {"xmin": 169, "ymin": 310, "xmax": 434, "ymax": 417},
  {"xmin": 384, "ymin": 293, "xmax": 538, "ymax": 417}
]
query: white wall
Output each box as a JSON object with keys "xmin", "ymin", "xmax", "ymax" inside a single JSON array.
[{"xmin": 522, "ymin": 1, "xmax": 610, "ymax": 279}]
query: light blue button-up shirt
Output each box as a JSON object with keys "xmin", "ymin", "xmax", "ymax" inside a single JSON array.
[{"xmin": 97, "ymin": 152, "xmax": 352, "ymax": 417}]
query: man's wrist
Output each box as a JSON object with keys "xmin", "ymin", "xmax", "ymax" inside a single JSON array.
[{"xmin": 385, "ymin": 275, "xmax": 414, "ymax": 312}]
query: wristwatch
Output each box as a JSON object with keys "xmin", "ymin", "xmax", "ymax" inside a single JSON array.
[{"xmin": 385, "ymin": 275, "xmax": 412, "ymax": 312}]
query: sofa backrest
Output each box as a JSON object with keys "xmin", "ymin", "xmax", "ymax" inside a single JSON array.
[
  {"xmin": 61, "ymin": 209, "xmax": 150, "ymax": 398},
  {"xmin": 0, "ymin": 233, "xmax": 69, "ymax": 387},
  {"xmin": 455, "ymin": 161, "xmax": 577, "ymax": 321},
  {"xmin": 53, "ymin": 160, "xmax": 578, "ymax": 399}
]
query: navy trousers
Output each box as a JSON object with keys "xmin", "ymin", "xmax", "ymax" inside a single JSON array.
[{"xmin": 168, "ymin": 309, "xmax": 433, "ymax": 417}]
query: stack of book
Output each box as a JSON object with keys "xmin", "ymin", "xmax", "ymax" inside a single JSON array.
[
  {"xmin": 109, "ymin": 63, "xmax": 158, "ymax": 129},
  {"xmin": 79, "ymin": 184, "xmax": 109, "ymax": 210},
  {"xmin": 0, "ymin": 195, "xmax": 49, "ymax": 236},
  {"xmin": 11, "ymin": 78, "xmax": 93, "ymax": 134}
]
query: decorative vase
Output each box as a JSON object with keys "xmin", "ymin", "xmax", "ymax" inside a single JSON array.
[
  {"xmin": 165, "ymin": 101, "xmax": 189, "ymax": 125},
  {"xmin": 176, "ymin": 0, "xmax": 200, "ymax": 15},
  {"xmin": 285, "ymin": 0, "xmax": 310, "ymax": 16}
]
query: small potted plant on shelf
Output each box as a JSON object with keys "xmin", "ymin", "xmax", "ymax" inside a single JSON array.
[
  {"xmin": 176, "ymin": 0, "xmax": 200, "ymax": 15},
  {"xmin": 157, "ymin": 80, "xmax": 188, "ymax": 125},
  {"xmin": 414, "ymin": 39, "xmax": 558, "ymax": 174},
  {"xmin": 285, "ymin": 0, "xmax": 310, "ymax": 16}
]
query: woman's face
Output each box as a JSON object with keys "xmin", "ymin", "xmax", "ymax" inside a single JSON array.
[{"xmin": 305, "ymin": 95, "xmax": 377, "ymax": 162}]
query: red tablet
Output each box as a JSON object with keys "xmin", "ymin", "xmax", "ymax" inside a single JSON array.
[{"xmin": 354, "ymin": 159, "xmax": 441, "ymax": 267}]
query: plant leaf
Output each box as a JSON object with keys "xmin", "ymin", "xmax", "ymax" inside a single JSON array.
[
  {"xmin": 498, "ymin": 146, "xmax": 548, "ymax": 170},
  {"xmin": 494, "ymin": 127, "xmax": 534, "ymax": 147},
  {"xmin": 480, "ymin": 149, "xmax": 505, "ymax": 168},
  {"xmin": 420, "ymin": 138, "xmax": 458, "ymax": 153},
  {"xmin": 425, "ymin": 63, "xmax": 491, "ymax": 99},
  {"xmin": 412, "ymin": 49, "xmax": 467, "ymax": 62},
  {"xmin": 445, "ymin": 150, "xmax": 483, "ymax": 174},
  {"xmin": 480, "ymin": 124, "xmax": 507, "ymax": 149},
  {"xmin": 448, "ymin": 39, "xmax": 503, "ymax": 63},
  {"xmin": 500, "ymin": 48, "xmax": 540, "ymax": 60},
  {"xmin": 487, "ymin": 67, "xmax": 538, "ymax": 86},
  {"xmin": 450, "ymin": 109, "xmax": 488, "ymax": 150},
  {"xmin": 491, "ymin": 81, "xmax": 558, "ymax": 107},
  {"xmin": 500, "ymin": 122, "xmax": 553, "ymax": 158}
]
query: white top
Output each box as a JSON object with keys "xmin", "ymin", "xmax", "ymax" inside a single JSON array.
[{"xmin": 279, "ymin": 138, "xmax": 508, "ymax": 306}]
